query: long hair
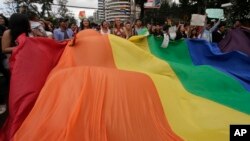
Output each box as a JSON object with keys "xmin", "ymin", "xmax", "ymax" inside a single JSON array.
[
  {"xmin": 80, "ymin": 18, "xmax": 91, "ymax": 30},
  {"xmin": 101, "ymin": 20, "xmax": 107, "ymax": 27},
  {"xmin": 134, "ymin": 19, "xmax": 144, "ymax": 28},
  {"xmin": 9, "ymin": 13, "xmax": 30, "ymax": 44},
  {"xmin": 0, "ymin": 14, "xmax": 9, "ymax": 27}
]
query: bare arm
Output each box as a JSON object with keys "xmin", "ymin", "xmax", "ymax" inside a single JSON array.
[
  {"xmin": 1, "ymin": 30, "xmax": 14, "ymax": 54},
  {"xmin": 241, "ymin": 26, "xmax": 250, "ymax": 31},
  {"xmin": 209, "ymin": 19, "xmax": 221, "ymax": 33},
  {"xmin": 123, "ymin": 27, "xmax": 129, "ymax": 39}
]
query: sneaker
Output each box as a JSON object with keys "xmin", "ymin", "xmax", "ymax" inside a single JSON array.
[{"xmin": 0, "ymin": 104, "xmax": 6, "ymax": 114}]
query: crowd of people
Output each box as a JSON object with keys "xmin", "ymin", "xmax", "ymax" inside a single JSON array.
[{"xmin": 0, "ymin": 10, "xmax": 247, "ymax": 115}]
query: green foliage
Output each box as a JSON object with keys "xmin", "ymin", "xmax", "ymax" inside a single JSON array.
[
  {"xmin": 3, "ymin": 0, "xmax": 18, "ymax": 14},
  {"xmin": 184, "ymin": 0, "xmax": 231, "ymax": 14},
  {"xmin": 55, "ymin": 0, "xmax": 76, "ymax": 25},
  {"xmin": 4, "ymin": 0, "xmax": 77, "ymax": 24},
  {"xmin": 143, "ymin": 1, "xmax": 169, "ymax": 24},
  {"xmin": 15, "ymin": 0, "xmax": 53, "ymax": 18},
  {"xmin": 179, "ymin": 0, "xmax": 189, "ymax": 7},
  {"xmin": 57, "ymin": 0, "xmax": 69, "ymax": 18},
  {"xmin": 230, "ymin": 0, "xmax": 250, "ymax": 20},
  {"xmin": 141, "ymin": 0, "xmax": 234, "ymax": 25},
  {"xmin": 134, "ymin": 0, "xmax": 147, "ymax": 19},
  {"xmin": 40, "ymin": 0, "xmax": 53, "ymax": 17},
  {"xmin": 143, "ymin": 2, "xmax": 183, "ymax": 25}
]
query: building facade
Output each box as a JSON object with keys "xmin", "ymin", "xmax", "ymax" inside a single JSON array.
[
  {"xmin": 105, "ymin": 0, "xmax": 134, "ymax": 22},
  {"xmin": 97, "ymin": 0, "xmax": 105, "ymax": 22},
  {"xmin": 93, "ymin": 11, "xmax": 99, "ymax": 23}
]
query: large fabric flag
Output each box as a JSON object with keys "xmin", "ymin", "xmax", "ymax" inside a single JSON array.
[
  {"xmin": 0, "ymin": 34, "xmax": 66, "ymax": 141},
  {"xmin": 219, "ymin": 27, "xmax": 250, "ymax": 56},
  {"xmin": 1, "ymin": 29, "xmax": 250, "ymax": 141}
]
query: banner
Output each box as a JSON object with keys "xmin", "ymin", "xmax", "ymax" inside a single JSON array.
[
  {"xmin": 206, "ymin": 8, "xmax": 224, "ymax": 19},
  {"xmin": 155, "ymin": 0, "xmax": 161, "ymax": 7},
  {"xmin": 79, "ymin": 11, "xmax": 86, "ymax": 20},
  {"xmin": 190, "ymin": 14, "xmax": 206, "ymax": 26},
  {"xmin": 144, "ymin": 0, "xmax": 161, "ymax": 9}
]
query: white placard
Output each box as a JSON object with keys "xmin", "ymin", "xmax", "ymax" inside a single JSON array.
[
  {"xmin": 206, "ymin": 9, "xmax": 224, "ymax": 19},
  {"xmin": 190, "ymin": 14, "xmax": 206, "ymax": 26}
]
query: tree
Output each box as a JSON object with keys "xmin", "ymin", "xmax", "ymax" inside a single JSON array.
[
  {"xmin": 230, "ymin": 0, "xmax": 250, "ymax": 21},
  {"xmin": 28, "ymin": 0, "xmax": 53, "ymax": 18},
  {"xmin": 54, "ymin": 0, "xmax": 76, "ymax": 24},
  {"xmin": 179, "ymin": 0, "xmax": 190, "ymax": 7},
  {"xmin": 143, "ymin": 0, "xmax": 172, "ymax": 24},
  {"xmin": 4, "ymin": 0, "xmax": 53, "ymax": 18},
  {"xmin": 169, "ymin": 2, "xmax": 183, "ymax": 22},
  {"xmin": 190, "ymin": 0, "xmax": 206, "ymax": 14},
  {"xmin": 134, "ymin": 0, "xmax": 147, "ymax": 19},
  {"xmin": 189, "ymin": 0, "xmax": 231, "ymax": 14},
  {"xmin": 179, "ymin": 0, "xmax": 192, "ymax": 20},
  {"xmin": 57, "ymin": 0, "xmax": 68, "ymax": 18},
  {"xmin": 4, "ymin": 0, "xmax": 76, "ymax": 24},
  {"xmin": 40, "ymin": 0, "xmax": 53, "ymax": 18},
  {"xmin": 205, "ymin": 0, "xmax": 231, "ymax": 9},
  {"xmin": 157, "ymin": 1, "xmax": 171, "ymax": 23},
  {"xmin": 3, "ymin": 0, "xmax": 18, "ymax": 15}
]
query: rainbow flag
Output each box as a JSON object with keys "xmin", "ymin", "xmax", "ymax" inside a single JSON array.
[{"xmin": 2, "ymin": 30, "xmax": 250, "ymax": 141}]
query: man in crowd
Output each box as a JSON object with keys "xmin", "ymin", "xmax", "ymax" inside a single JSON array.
[
  {"xmin": 53, "ymin": 18, "xmax": 74, "ymax": 41},
  {"xmin": 212, "ymin": 23, "xmax": 226, "ymax": 43}
]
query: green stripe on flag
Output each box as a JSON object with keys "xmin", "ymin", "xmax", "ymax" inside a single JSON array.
[{"xmin": 147, "ymin": 35, "xmax": 250, "ymax": 114}]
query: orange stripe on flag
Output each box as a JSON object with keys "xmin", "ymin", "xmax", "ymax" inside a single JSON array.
[{"xmin": 14, "ymin": 30, "xmax": 182, "ymax": 141}]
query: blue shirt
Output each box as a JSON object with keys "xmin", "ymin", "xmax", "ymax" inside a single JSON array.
[
  {"xmin": 53, "ymin": 28, "xmax": 74, "ymax": 41},
  {"xmin": 200, "ymin": 20, "xmax": 221, "ymax": 42}
]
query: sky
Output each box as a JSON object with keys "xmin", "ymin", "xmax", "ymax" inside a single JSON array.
[
  {"xmin": 0, "ymin": 0, "xmax": 180, "ymax": 18},
  {"xmin": 0, "ymin": 1, "xmax": 6, "ymax": 13},
  {"xmin": 0, "ymin": 0, "xmax": 98, "ymax": 18},
  {"xmin": 66, "ymin": 0, "xmax": 97, "ymax": 18}
]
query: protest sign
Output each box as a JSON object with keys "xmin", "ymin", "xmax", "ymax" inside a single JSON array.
[
  {"xmin": 190, "ymin": 14, "xmax": 206, "ymax": 26},
  {"xmin": 206, "ymin": 8, "xmax": 224, "ymax": 19},
  {"xmin": 79, "ymin": 11, "xmax": 86, "ymax": 20}
]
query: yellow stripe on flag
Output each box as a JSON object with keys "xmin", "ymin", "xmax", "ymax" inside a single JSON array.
[{"xmin": 109, "ymin": 34, "xmax": 250, "ymax": 141}]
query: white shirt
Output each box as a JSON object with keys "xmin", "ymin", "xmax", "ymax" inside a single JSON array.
[{"xmin": 100, "ymin": 28, "xmax": 111, "ymax": 35}]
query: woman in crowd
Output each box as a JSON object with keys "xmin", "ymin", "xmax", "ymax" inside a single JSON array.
[
  {"xmin": 0, "ymin": 14, "xmax": 9, "ymax": 114},
  {"xmin": 175, "ymin": 24, "xmax": 188, "ymax": 40},
  {"xmin": 146, "ymin": 23, "xmax": 153, "ymax": 34},
  {"xmin": 80, "ymin": 18, "xmax": 91, "ymax": 30},
  {"xmin": 2, "ymin": 13, "xmax": 31, "ymax": 53},
  {"xmin": 1, "ymin": 13, "xmax": 31, "ymax": 115},
  {"xmin": 112, "ymin": 18, "xmax": 125, "ymax": 38},
  {"xmin": 0, "ymin": 14, "xmax": 8, "ymax": 28},
  {"xmin": 100, "ymin": 20, "xmax": 111, "ymax": 35},
  {"xmin": 0, "ymin": 14, "xmax": 9, "ymax": 51},
  {"xmin": 70, "ymin": 23, "xmax": 79, "ymax": 36},
  {"xmin": 39, "ymin": 20, "xmax": 53, "ymax": 39},
  {"xmin": 123, "ymin": 21, "xmax": 134, "ymax": 39},
  {"xmin": 189, "ymin": 26, "xmax": 199, "ymax": 39},
  {"xmin": 47, "ymin": 21, "xmax": 54, "ymax": 33},
  {"xmin": 153, "ymin": 23, "xmax": 164, "ymax": 37},
  {"xmin": 151, "ymin": 25, "xmax": 156, "ymax": 35}
]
